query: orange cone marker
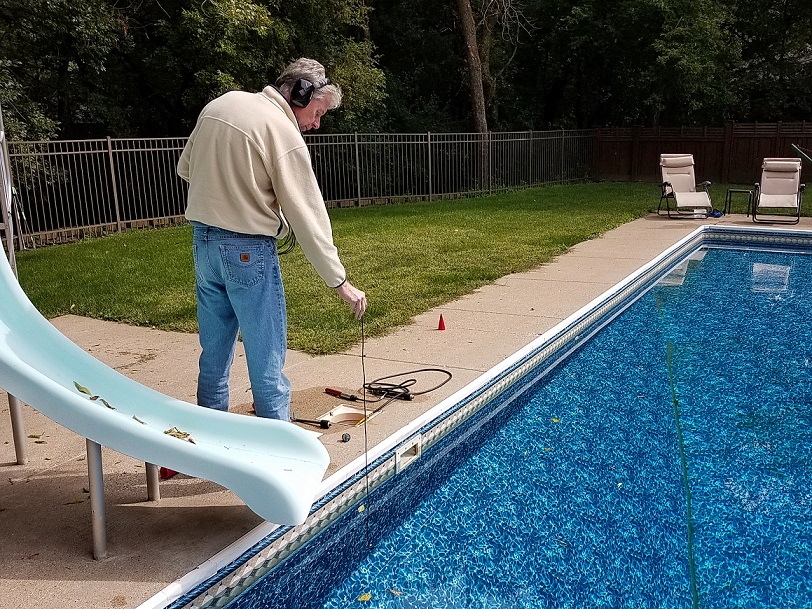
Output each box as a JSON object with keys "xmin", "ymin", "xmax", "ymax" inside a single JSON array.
[{"xmin": 438, "ymin": 314, "xmax": 446, "ymax": 330}]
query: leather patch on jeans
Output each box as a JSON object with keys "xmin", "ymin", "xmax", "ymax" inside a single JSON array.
[{"xmin": 240, "ymin": 253, "xmax": 250, "ymax": 262}]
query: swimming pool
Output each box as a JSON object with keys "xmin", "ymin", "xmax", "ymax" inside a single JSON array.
[{"xmin": 167, "ymin": 226, "xmax": 812, "ymax": 609}]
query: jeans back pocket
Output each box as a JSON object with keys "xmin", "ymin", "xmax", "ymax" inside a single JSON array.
[{"xmin": 220, "ymin": 243, "xmax": 266, "ymax": 287}]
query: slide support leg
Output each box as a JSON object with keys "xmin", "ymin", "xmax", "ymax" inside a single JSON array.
[
  {"xmin": 86, "ymin": 439, "xmax": 108, "ymax": 560},
  {"xmin": 146, "ymin": 463, "xmax": 161, "ymax": 501},
  {"xmin": 8, "ymin": 394, "xmax": 27, "ymax": 465}
]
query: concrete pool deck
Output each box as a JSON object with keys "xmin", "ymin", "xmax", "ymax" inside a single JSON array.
[{"xmin": 2, "ymin": 213, "xmax": 810, "ymax": 609}]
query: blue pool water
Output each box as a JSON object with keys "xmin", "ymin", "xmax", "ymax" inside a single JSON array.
[{"xmin": 231, "ymin": 247, "xmax": 812, "ymax": 609}]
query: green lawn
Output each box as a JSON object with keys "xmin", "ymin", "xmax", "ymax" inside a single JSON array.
[{"xmin": 15, "ymin": 181, "xmax": 737, "ymax": 354}]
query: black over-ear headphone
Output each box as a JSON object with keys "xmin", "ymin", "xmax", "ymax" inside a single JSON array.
[{"xmin": 289, "ymin": 77, "xmax": 331, "ymax": 108}]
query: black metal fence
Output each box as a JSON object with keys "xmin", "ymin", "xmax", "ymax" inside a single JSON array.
[{"xmin": 8, "ymin": 130, "xmax": 594, "ymax": 248}]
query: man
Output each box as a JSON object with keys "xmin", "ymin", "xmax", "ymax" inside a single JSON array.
[{"xmin": 177, "ymin": 58, "xmax": 366, "ymax": 422}]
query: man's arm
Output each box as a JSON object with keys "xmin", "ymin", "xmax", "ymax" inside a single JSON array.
[
  {"xmin": 272, "ymin": 147, "xmax": 346, "ymax": 285},
  {"xmin": 177, "ymin": 124, "xmax": 199, "ymax": 182},
  {"xmin": 273, "ymin": 146, "xmax": 366, "ymax": 318},
  {"xmin": 177, "ymin": 140, "xmax": 191, "ymax": 182}
]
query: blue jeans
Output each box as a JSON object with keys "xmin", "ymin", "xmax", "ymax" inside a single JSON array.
[{"xmin": 191, "ymin": 222, "xmax": 290, "ymax": 420}]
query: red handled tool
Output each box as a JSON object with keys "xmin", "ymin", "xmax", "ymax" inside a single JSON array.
[{"xmin": 324, "ymin": 387, "xmax": 358, "ymax": 401}]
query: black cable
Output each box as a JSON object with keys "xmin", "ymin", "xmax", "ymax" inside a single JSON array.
[
  {"xmin": 360, "ymin": 316, "xmax": 373, "ymax": 550},
  {"xmin": 356, "ymin": 332, "xmax": 453, "ymax": 553},
  {"xmin": 277, "ymin": 230, "xmax": 296, "ymax": 255},
  {"xmin": 362, "ymin": 368, "xmax": 453, "ymax": 402}
]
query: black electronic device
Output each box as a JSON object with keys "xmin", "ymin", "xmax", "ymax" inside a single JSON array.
[{"xmin": 289, "ymin": 77, "xmax": 331, "ymax": 108}]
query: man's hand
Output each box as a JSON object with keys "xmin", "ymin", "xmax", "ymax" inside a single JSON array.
[{"xmin": 335, "ymin": 281, "xmax": 367, "ymax": 320}]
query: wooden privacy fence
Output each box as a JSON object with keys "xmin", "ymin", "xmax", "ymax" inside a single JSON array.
[{"xmin": 593, "ymin": 121, "xmax": 812, "ymax": 185}]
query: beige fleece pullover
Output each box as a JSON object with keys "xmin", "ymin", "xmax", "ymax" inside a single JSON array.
[{"xmin": 177, "ymin": 86, "xmax": 346, "ymax": 288}]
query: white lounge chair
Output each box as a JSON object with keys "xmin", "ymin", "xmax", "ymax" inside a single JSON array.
[
  {"xmin": 658, "ymin": 153, "xmax": 714, "ymax": 219},
  {"xmin": 751, "ymin": 157, "xmax": 805, "ymax": 224}
]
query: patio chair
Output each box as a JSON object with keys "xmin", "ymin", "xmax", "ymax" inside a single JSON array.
[
  {"xmin": 658, "ymin": 153, "xmax": 714, "ymax": 219},
  {"xmin": 751, "ymin": 157, "xmax": 805, "ymax": 224}
]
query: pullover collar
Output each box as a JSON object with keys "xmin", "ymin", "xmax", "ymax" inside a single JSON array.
[{"xmin": 259, "ymin": 86, "xmax": 299, "ymax": 130}]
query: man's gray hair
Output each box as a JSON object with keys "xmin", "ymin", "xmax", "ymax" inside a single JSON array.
[{"xmin": 276, "ymin": 58, "xmax": 343, "ymax": 110}]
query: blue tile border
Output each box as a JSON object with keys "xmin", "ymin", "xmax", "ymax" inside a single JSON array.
[{"xmin": 165, "ymin": 225, "xmax": 812, "ymax": 609}]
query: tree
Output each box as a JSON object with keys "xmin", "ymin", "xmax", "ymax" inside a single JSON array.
[
  {"xmin": 154, "ymin": 0, "xmax": 293, "ymax": 132},
  {"xmin": 456, "ymin": 0, "xmax": 489, "ymax": 132},
  {"xmin": 452, "ymin": 0, "xmax": 534, "ymax": 132},
  {"xmin": 0, "ymin": 0, "xmax": 386, "ymax": 138},
  {"xmin": 652, "ymin": 0, "xmax": 740, "ymax": 125},
  {"xmin": 0, "ymin": 60, "xmax": 58, "ymax": 140},
  {"xmin": 323, "ymin": 40, "xmax": 388, "ymax": 132},
  {"xmin": 0, "ymin": 0, "xmax": 126, "ymax": 138},
  {"xmin": 730, "ymin": 0, "xmax": 812, "ymax": 121},
  {"xmin": 368, "ymin": 0, "xmax": 468, "ymax": 132},
  {"xmin": 2, "ymin": 0, "xmax": 812, "ymax": 139},
  {"xmin": 127, "ymin": 0, "xmax": 386, "ymax": 135}
]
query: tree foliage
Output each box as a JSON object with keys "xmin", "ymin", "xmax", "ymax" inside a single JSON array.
[
  {"xmin": 0, "ymin": 0, "xmax": 125, "ymax": 138},
  {"xmin": 652, "ymin": 0, "xmax": 739, "ymax": 125},
  {"xmin": 0, "ymin": 0, "xmax": 809, "ymax": 139},
  {"xmin": 0, "ymin": 0, "xmax": 386, "ymax": 138},
  {"xmin": 730, "ymin": 0, "xmax": 812, "ymax": 121}
]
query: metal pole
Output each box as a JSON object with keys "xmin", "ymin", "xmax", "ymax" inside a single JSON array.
[
  {"xmin": 427, "ymin": 132, "xmax": 432, "ymax": 202},
  {"xmin": 488, "ymin": 132, "xmax": 493, "ymax": 195},
  {"xmin": 8, "ymin": 395, "xmax": 27, "ymax": 464},
  {"xmin": 106, "ymin": 137, "xmax": 122, "ymax": 233},
  {"xmin": 354, "ymin": 133, "xmax": 361, "ymax": 207},
  {"xmin": 86, "ymin": 439, "xmax": 108, "ymax": 560},
  {"xmin": 146, "ymin": 463, "xmax": 161, "ymax": 501}
]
